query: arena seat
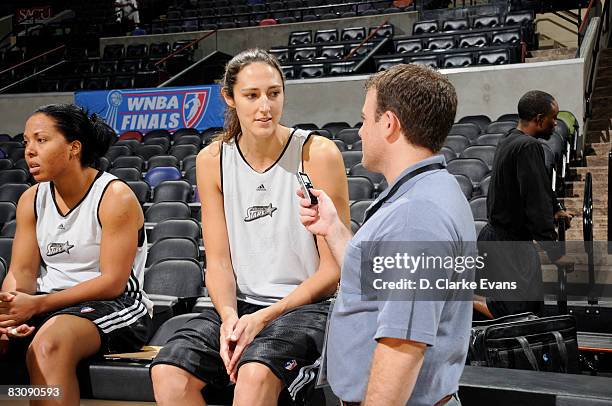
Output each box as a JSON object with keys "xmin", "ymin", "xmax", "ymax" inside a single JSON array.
[
  {"xmin": 458, "ymin": 34, "xmax": 488, "ymax": 49},
  {"xmin": 472, "ymin": 14, "xmax": 500, "ymax": 29},
  {"xmin": 336, "ymin": 128, "xmax": 360, "ymax": 146},
  {"xmin": 460, "ymin": 145, "xmax": 496, "ymax": 170},
  {"xmin": 98, "ymin": 157, "xmax": 111, "ymax": 172},
  {"xmin": 427, "ymin": 36, "xmax": 455, "ymax": 51},
  {"xmin": 320, "ymin": 45, "xmax": 345, "ymax": 59},
  {"xmin": 341, "ymin": 151, "xmax": 363, "ymax": 172},
  {"xmin": 486, "ymin": 120, "xmax": 516, "ymax": 134},
  {"xmin": 144, "ymin": 258, "xmax": 204, "ymax": 297},
  {"xmin": 350, "ymin": 219, "xmax": 360, "ymax": 234},
  {"xmin": 146, "ymin": 237, "xmax": 200, "ymax": 266},
  {"xmin": 7, "ymin": 147, "xmax": 24, "ymax": 162},
  {"xmin": 474, "ymin": 220, "xmax": 487, "ymax": 236},
  {"xmin": 333, "ymin": 139, "xmax": 347, "ymax": 151},
  {"xmin": 142, "ymin": 138, "xmax": 170, "ymax": 152},
  {"xmin": 477, "ymin": 49, "xmax": 511, "ymax": 65},
  {"xmin": 0, "ymin": 202, "xmax": 16, "ymax": 226},
  {"xmin": 492, "ymin": 29, "xmax": 521, "ymax": 46},
  {"xmin": 171, "ymin": 144, "xmax": 200, "ymax": 161},
  {"xmin": 144, "ymin": 129, "xmax": 172, "ymax": 141},
  {"xmin": 144, "ymin": 166, "xmax": 182, "ymax": 188},
  {"xmin": 443, "ymin": 53, "xmax": 473, "ymax": 68},
  {"xmin": 115, "ymin": 139, "xmax": 141, "ymax": 152},
  {"xmin": 297, "ymin": 63, "xmax": 325, "ymax": 78},
  {"xmin": 0, "ymin": 168, "xmax": 29, "ymax": 184},
  {"xmin": 409, "ymin": 55, "xmax": 439, "ymax": 68},
  {"xmin": 0, "ymin": 237, "xmax": 12, "ymax": 267},
  {"xmin": 182, "ymin": 155, "xmax": 197, "ymax": 172},
  {"xmin": 458, "ymin": 115, "xmax": 491, "ymax": 132},
  {"xmin": 475, "ymin": 133, "xmax": 504, "ymax": 146},
  {"xmin": 348, "ymin": 176, "xmax": 375, "ymax": 200},
  {"xmin": 439, "ymin": 146, "xmax": 457, "ymax": 164},
  {"xmin": 446, "ymin": 158, "xmax": 490, "ymax": 186},
  {"xmin": 497, "ymin": 113, "xmax": 519, "ymax": 122},
  {"xmin": 450, "ymin": 123, "xmax": 481, "ymax": 142},
  {"xmin": 349, "ymin": 163, "xmax": 385, "ymax": 189},
  {"xmin": 150, "ymin": 218, "xmax": 201, "ymax": 244},
  {"xmin": 105, "ymin": 145, "xmax": 132, "ymax": 162},
  {"xmin": 0, "ymin": 159, "xmax": 12, "ymax": 170},
  {"xmin": 453, "ymin": 174, "xmax": 473, "ymax": 200},
  {"xmin": 376, "ymin": 57, "xmax": 404, "ymax": 71},
  {"xmin": 413, "ymin": 20, "xmax": 439, "ymax": 35},
  {"xmin": 289, "ymin": 31, "xmax": 312, "ymax": 45},
  {"xmin": 145, "ymin": 201, "xmax": 192, "ymax": 223},
  {"xmin": 396, "ymin": 39, "xmax": 423, "ymax": 54},
  {"xmin": 469, "ymin": 195, "xmax": 488, "ymax": 220},
  {"xmin": 126, "ymin": 181, "xmax": 151, "ymax": 205},
  {"xmin": 478, "ymin": 174, "xmax": 491, "ymax": 196},
  {"xmin": 0, "ymin": 256, "xmax": 6, "ymax": 285},
  {"xmin": 112, "ymin": 155, "xmax": 144, "ymax": 170},
  {"xmin": 173, "ymin": 135, "xmax": 201, "ymax": 148},
  {"xmin": 0, "ymin": 183, "xmax": 29, "ymax": 205},
  {"xmin": 315, "ymin": 29, "xmax": 338, "ymax": 43},
  {"xmin": 443, "ymin": 18, "xmax": 469, "ymax": 32},
  {"xmin": 341, "ymin": 27, "xmax": 366, "ymax": 41},
  {"xmin": 323, "ymin": 122, "xmax": 351, "ymax": 137},
  {"xmin": 152, "ymin": 180, "xmax": 193, "ymax": 203},
  {"xmin": 110, "ymin": 167, "xmax": 142, "ymax": 182},
  {"xmin": 444, "ymin": 135, "xmax": 470, "ymax": 154},
  {"xmin": 173, "ymin": 127, "xmax": 200, "ymax": 140},
  {"xmin": 147, "ymin": 155, "xmax": 180, "ymax": 170},
  {"xmin": 350, "ymin": 199, "xmax": 373, "ymax": 225}
]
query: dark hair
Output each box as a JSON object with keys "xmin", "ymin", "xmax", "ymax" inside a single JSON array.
[
  {"xmin": 365, "ymin": 64, "xmax": 457, "ymax": 153},
  {"xmin": 34, "ymin": 104, "xmax": 115, "ymax": 169},
  {"xmin": 217, "ymin": 48, "xmax": 285, "ymax": 143},
  {"xmin": 517, "ymin": 90, "xmax": 556, "ymax": 122}
]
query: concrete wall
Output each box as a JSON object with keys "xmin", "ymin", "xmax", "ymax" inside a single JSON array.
[
  {"xmin": 0, "ymin": 92, "xmax": 73, "ymax": 135},
  {"xmin": 281, "ymin": 59, "xmax": 585, "ymax": 128},
  {"xmin": 99, "ymin": 11, "xmax": 418, "ymax": 60}
]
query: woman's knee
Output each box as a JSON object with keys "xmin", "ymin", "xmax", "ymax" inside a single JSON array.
[{"xmin": 151, "ymin": 364, "xmax": 205, "ymax": 403}]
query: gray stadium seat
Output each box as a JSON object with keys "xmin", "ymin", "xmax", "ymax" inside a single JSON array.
[
  {"xmin": 145, "ymin": 201, "xmax": 191, "ymax": 223},
  {"xmin": 350, "ymin": 199, "xmax": 373, "ymax": 225},
  {"xmin": 152, "ymin": 180, "xmax": 192, "ymax": 203},
  {"xmin": 469, "ymin": 196, "xmax": 488, "ymax": 220},
  {"xmin": 144, "ymin": 258, "xmax": 204, "ymax": 297},
  {"xmin": 446, "ymin": 158, "xmax": 490, "ymax": 185},
  {"xmin": 348, "ymin": 176, "xmax": 374, "ymax": 200},
  {"xmin": 460, "ymin": 145, "xmax": 496, "ymax": 170},
  {"xmin": 458, "ymin": 115, "xmax": 491, "ymax": 132},
  {"xmin": 146, "ymin": 237, "xmax": 200, "ymax": 266},
  {"xmin": 444, "ymin": 135, "xmax": 470, "ymax": 154},
  {"xmin": 453, "ymin": 174, "xmax": 473, "ymax": 200},
  {"xmin": 150, "ymin": 218, "xmax": 201, "ymax": 244}
]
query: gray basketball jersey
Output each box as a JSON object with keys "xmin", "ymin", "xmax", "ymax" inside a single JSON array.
[
  {"xmin": 222, "ymin": 129, "xmax": 320, "ymax": 305},
  {"xmin": 35, "ymin": 171, "xmax": 153, "ymax": 316}
]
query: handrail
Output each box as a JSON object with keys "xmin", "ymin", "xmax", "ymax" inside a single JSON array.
[
  {"xmin": 0, "ymin": 44, "xmax": 65, "ymax": 76},
  {"xmin": 609, "ymin": 149, "xmax": 612, "ymax": 253},
  {"xmin": 154, "ymin": 30, "xmax": 216, "ymax": 68},
  {"xmin": 343, "ymin": 18, "xmax": 389, "ymax": 61},
  {"xmin": 583, "ymin": 172, "xmax": 597, "ymax": 305},
  {"xmin": 0, "ymin": 59, "xmax": 65, "ymax": 94},
  {"xmin": 579, "ymin": 0, "xmax": 597, "ymax": 34},
  {"xmin": 584, "ymin": 0, "xmax": 610, "ymax": 121}
]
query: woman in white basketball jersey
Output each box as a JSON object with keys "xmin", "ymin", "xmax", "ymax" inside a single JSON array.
[
  {"xmin": 151, "ymin": 49, "xmax": 350, "ymax": 405},
  {"xmin": 0, "ymin": 104, "xmax": 151, "ymax": 405}
]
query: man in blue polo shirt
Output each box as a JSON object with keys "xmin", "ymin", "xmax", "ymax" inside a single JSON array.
[{"xmin": 299, "ymin": 64, "xmax": 476, "ymax": 405}]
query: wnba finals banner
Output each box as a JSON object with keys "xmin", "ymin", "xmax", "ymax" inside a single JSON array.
[{"xmin": 74, "ymin": 85, "xmax": 225, "ymax": 134}]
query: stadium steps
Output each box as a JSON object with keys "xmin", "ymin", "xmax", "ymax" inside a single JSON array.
[{"xmin": 525, "ymin": 47, "xmax": 578, "ymax": 63}]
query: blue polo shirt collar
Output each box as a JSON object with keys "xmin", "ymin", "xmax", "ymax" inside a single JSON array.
[{"xmin": 376, "ymin": 155, "xmax": 446, "ymax": 204}]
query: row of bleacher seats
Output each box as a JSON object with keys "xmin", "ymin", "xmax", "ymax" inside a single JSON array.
[
  {"xmin": 34, "ymin": 41, "xmax": 196, "ymax": 92},
  {"xmin": 269, "ymin": 9, "xmax": 533, "ymax": 79},
  {"xmin": 154, "ymin": 0, "xmax": 404, "ymax": 32}
]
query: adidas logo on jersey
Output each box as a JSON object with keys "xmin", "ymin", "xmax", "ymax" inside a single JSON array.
[
  {"xmin": 256, "ymin": 184, "xmax": 266, "ymax": 192},
  {"xmin": 58, "ymin": 223, "xmax": 66, "ymax": 230}
]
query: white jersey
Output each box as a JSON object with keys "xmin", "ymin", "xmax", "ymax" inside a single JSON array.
[
  {"xmin": 222, "ymin": 129, "xmax": 320, "ymax": 305},
  {"xmin": 35, "ymin": 171, "xmax": 153, "ymax": 316}
]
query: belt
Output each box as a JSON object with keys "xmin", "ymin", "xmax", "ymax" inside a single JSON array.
[{"xmin": 341, "ymin": 394, "xmax": 454, "ymax": 406}]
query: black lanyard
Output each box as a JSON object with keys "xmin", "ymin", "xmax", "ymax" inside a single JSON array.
[{"xmin": 362, "ymin": 163, "xmax": 444, "ymax": 225}]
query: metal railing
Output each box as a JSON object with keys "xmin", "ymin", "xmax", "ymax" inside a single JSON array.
[
  {"xmin": 584, "ymin": 0, "xmax": 610, "ymax": 121},
  {"xmin": 583, "ymin": 172, "xmax": 597, "ymax": 305}
]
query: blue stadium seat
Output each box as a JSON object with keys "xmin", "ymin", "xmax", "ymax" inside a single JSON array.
[{"xmin": 144, "ymin": 166, "xmax": 182, "ymax": 188}]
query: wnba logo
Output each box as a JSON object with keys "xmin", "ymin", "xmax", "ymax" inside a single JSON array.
[{"xmin": 182, "ymin": 91, "xmax": 209, "ymax": 128}]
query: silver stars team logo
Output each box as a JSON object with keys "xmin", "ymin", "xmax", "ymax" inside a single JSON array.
[
  {"xmin": 244, "ymin": 204, "xmax": 277, "ymax": 222},
  {"xmin": 46, "ymin": 241, "xmax": 75, "ymax": 256}
]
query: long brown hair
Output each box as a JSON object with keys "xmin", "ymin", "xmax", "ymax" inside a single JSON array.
[{"xmin": 217, "ymin": 48, "xmax": 286, "ymax": 143}]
